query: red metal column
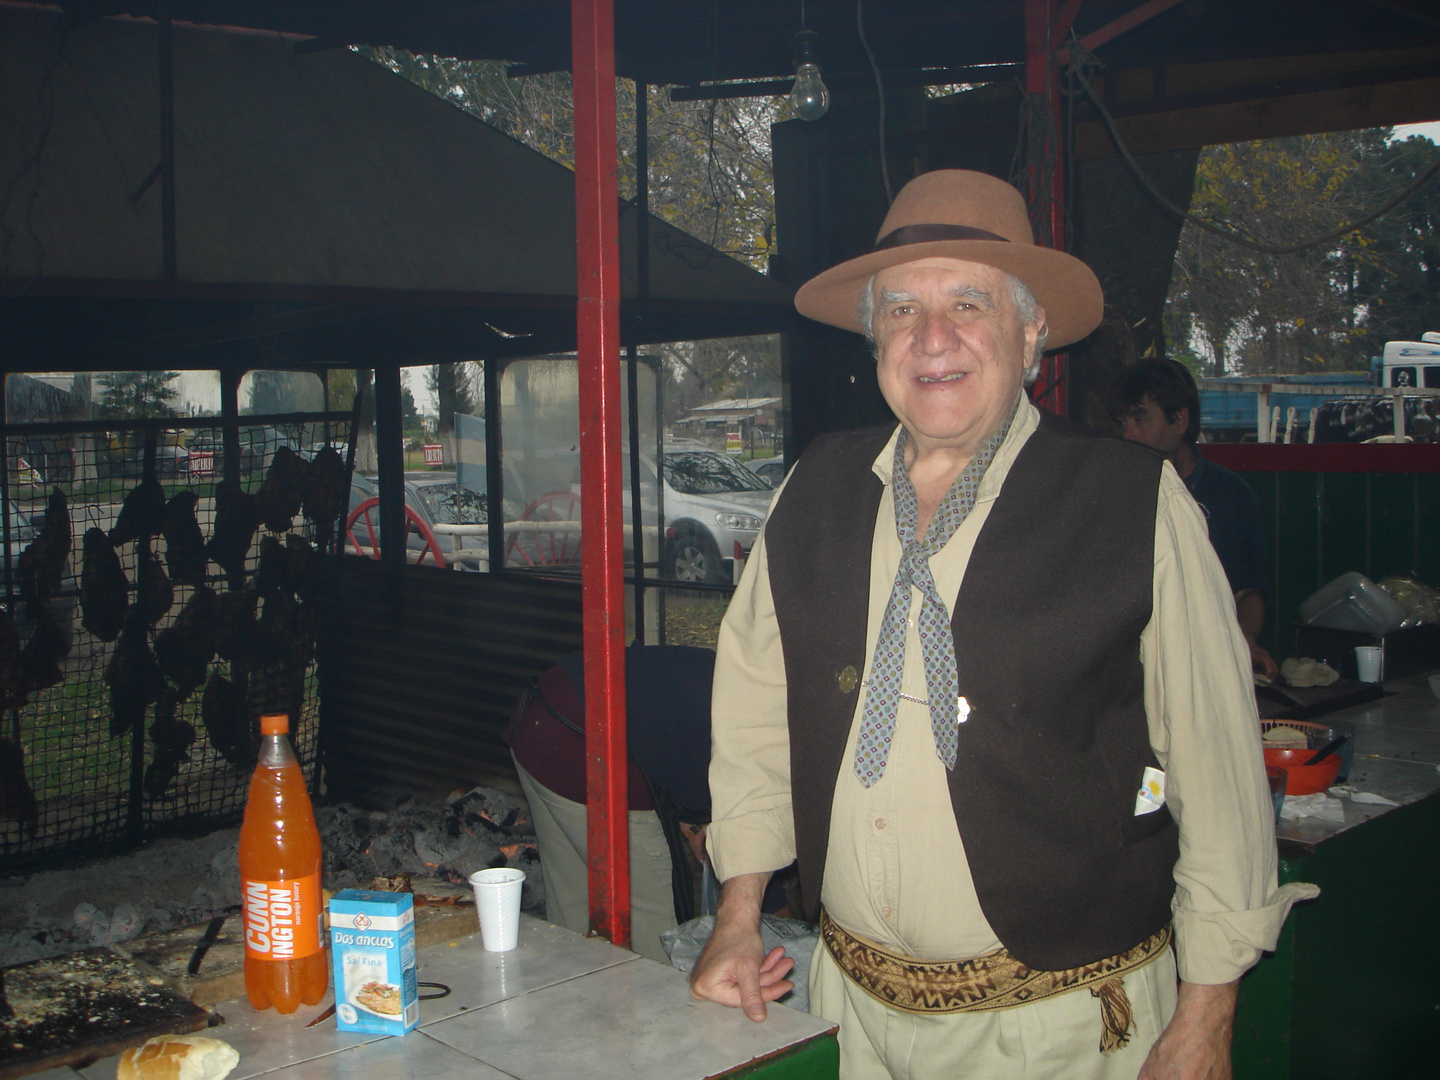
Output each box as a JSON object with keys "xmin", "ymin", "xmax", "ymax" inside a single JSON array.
[
  {"xmin": 1025, "ymin": 0, "xmax": 1069, "ymax": 416},
  {"xmin": 571, "ymin": 0, "xmax": 630, "ymax": 950}
]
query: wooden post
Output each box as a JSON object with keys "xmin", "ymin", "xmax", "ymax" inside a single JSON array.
[{"xmin": 571, "ymin": 0, "xmax": 630, "ymax": 951}]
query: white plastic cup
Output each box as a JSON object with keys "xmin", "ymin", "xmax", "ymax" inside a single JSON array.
[
  {"xmin": 1354, "ymin": 645, "xmax": 1383, "ymax": 683},
  {"xmin": 468, "ymin": 867, "xmax": 526, "ymax": 952}
]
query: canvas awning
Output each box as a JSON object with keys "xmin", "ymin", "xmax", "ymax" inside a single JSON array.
[{"xmin": 0, "ymin": 8, "xmax": 794, "ymax": 371}]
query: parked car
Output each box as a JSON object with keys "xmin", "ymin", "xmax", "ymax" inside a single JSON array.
[
  {"xmin": 542, "ymin": 447, "xmax": 773, "ymax": 583},
  {"xmin": 745, "ymin": 456, "xmax": 787, "ymax": 488},
  {"xmin": 658, "ymin": 448, "xmax": 773, "ymax": 584}
]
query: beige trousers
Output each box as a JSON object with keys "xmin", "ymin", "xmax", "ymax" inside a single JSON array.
[
  {"xmin": 513, "ymin": 758, "xmax": 678, "ymax": 964},
  {"xmin": 809, "ymin": 938, "xmax": 1178, "ymax": 1080}
]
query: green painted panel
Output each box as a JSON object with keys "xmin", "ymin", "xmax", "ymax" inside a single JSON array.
[
  {"xmin": 1245, "ymin": 472, "xmax": 1281, "ymax": 657},
  {"xmin": 1272, "ymin": 473, "xmax": 1320, "ymax": 655},
  {"xmin": 1286, "ymin": 796, "xmax": 1440, "ymax": 1080},
  {"xmin": 1369, "ymin": 473, "xmax": 1417, "ymax": 580},
  {"xmin": 726, "ymin": 1033, "xmax": 840, "ymax": 1080},
  {"xmin": 1415, "ymin": 474, "xmax": 1440, "ymax": 587},
  {"xmin": 1234, "ymin": 899, "xmax": 1296, "ymax": 1080},
  {"xmin": 1317, "ymin": 473, "xmax": 1368, "ymax": 584}
]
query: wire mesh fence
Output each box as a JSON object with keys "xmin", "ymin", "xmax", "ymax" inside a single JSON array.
[{"xmin": 0, "ymin": 414, "xmax": 355, "ymax": 873}]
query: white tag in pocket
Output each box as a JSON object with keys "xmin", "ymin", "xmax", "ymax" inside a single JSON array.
[{"xmin": 1133, "ymin": 766, "xmax": 1166, "ymax": 816}]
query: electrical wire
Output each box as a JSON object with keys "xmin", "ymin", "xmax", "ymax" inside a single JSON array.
[
  {"xmin": 1067, "ymin": 39, "xmax": 1440, "ymax": 256},
  {"xmin": 856, "ymin": 0, "xmax": 893, "ymax": 204}
]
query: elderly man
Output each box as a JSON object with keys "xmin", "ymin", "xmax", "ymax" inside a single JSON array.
[{"xmin": 689, "ymin": 171, "xmax": 1316, "ymax": 1080}]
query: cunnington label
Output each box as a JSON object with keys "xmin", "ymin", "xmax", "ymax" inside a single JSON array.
[{"xmin": 243, "ymin": 873, "xmax": 323, "ymax": 960}]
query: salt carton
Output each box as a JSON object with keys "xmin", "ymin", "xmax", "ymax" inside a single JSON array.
[{"xmin": 328, "ymin": 889, "xmax": 419, "ymax": 1034}]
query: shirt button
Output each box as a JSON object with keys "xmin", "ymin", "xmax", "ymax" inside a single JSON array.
[
  {"xmin": 881, "ymin": 905, "xmax": 892, "ymax": 918},
  {"xmin": 874, "ymin": 818, "xmax": 887, "ymax": 830}
]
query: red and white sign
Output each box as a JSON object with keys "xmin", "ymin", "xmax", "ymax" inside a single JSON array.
[
  {"xmin": 189, "ymin": 451, "xmax": 215, "ymax": 477},
  {"xmin": 423, "ymin": 444, "xmax": 443, "ymax": 465}
]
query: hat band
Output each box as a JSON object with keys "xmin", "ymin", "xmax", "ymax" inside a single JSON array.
[{"xmin": 874, "ymin": 223, "xmax": 1010, "ymax": 251}]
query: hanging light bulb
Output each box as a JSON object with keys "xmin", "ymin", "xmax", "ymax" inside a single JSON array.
[{"xmin": 789, "ymin": 30, "xmax": 829, "ymax": 121}]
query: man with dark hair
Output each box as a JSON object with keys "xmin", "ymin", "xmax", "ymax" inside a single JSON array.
[{"xmin": 1110, "ymin": 359, "xmax": 1278, "ymax": 679}]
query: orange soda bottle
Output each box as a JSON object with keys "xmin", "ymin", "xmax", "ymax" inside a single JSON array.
[{"xmin": 239, "ymin": 713, "xmax": 328, "ymax": 1013}]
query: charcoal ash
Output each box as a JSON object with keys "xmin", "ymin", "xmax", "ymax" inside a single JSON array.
[
  {"xmin": 1, "ymin": 785, "xmax": 540, "ymax": 968},
  {"xmin": 319, "ymin": 787, "xmax": 543, "ymax": 911}
]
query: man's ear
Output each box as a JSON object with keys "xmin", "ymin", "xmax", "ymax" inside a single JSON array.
[
  {"xmin": 1173, "ymin": 406, "xmax": 1190, "ymax": 429},
  {"xmin": 1024, "ymin": 307, "xmax": 1049, "ymax": 360}
]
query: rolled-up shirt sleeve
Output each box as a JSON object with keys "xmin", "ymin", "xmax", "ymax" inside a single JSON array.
[
  {"xmin": 1144, "ymin": 465, "xmax": 1319, "ymax": 985},
  {"xmin": 706, "ymin": 526, "xmax": 797, "ymax": 882}
]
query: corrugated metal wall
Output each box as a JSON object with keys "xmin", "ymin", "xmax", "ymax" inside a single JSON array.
[{"xmin": 317, "ymin": 558, "xmax": 582, "ymax": 803}]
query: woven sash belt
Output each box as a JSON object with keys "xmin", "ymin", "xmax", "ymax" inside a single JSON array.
[{"xmin": 819, "ymin": 911, "xmax": 1173, "ymax": 1054}]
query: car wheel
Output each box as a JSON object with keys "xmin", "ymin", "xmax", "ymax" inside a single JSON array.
[{"xmin": 668, "ymin": 529, "xmax": 723, "ymax": 584}]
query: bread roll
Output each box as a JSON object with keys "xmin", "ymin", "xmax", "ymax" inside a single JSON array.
[{"xmin": 117, "ymin": 1035, "xmax": 239, "ymax": 1080}]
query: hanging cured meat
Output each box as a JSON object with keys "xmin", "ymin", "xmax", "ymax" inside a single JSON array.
[
  {"xmin": 106, "ymin": 613, "xmax": 166, "ymax": 738},
  {"xmin": 135, "ymin": 553, "xmax": 174, "ymax": 626},
  {"xmin": 161, "ymin": 491, "xmax": 208, "ymax": 587},
  {"xmin": 0, "ymin": 608, "xmax": 24, "ymax": 710},
  {"xmin": 201, "ymin": 669, "xmax": 252, "ymax": 769},
  {"xmin": 144, "ymin": 692, "xmax": 197, "ymax": 799},
  {"xmin": 80, "ymin": 527, "xmax": 129, "ymax": 643},
  {"xmin": 303, "ymin": 444, "xmax": 347, "ymax": 530},
  {"xmin": 207, "ymin": 480, "xmax": 257, "ymax": 584},
  {"xmin": 153, "ymin": 585, "xmax": 218, "ymax": 700},
  {"xmin": 20, "ymin": 604, "xmax": 70, "ymax": 695},
  {"xmin": 0, "ymin": 735, "xmax": 39, "ymax": 835},
  {"xmin": 213, "ymin": 589, "xmax": 258, "ymax": 664},
  {"xmin": 18, "ymin": 487, "xmax": 70, "ymax": 604},
  {"xmin": 255, "ymin": 446, "xmax": 310, "ymax": 533},
  {"xmin": 109, "ymin": 475, "xmax": 166, "ymax": 546}
]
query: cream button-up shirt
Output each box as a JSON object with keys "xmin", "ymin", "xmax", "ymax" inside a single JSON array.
[{"xmin": 707, "ymin": 398, "xmax": 1317, "ymax": 984}]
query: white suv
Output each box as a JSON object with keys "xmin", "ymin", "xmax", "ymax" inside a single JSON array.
[{"xmin": 658, "ymin": 448, "xmax": 774, "ymax": 584}]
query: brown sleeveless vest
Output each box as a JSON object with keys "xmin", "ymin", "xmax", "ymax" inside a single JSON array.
[{"xmin": 764, "ymin": 412, "xmax": 1177, "ymax": 970}]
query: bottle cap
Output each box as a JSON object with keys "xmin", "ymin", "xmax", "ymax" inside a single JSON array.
[{"xmin": 259, "ymin": 714, "xmax": 290, "ymax": 736}]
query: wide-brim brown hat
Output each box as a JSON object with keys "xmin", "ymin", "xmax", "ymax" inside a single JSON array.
[{"xmin": 794, "ymin": 170, "xmax": 1103, "ymax": 349}]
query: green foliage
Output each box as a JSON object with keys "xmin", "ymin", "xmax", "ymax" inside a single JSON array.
[
  {"xmin": 1166, "ymin": 129, "xmax": 1440, "ymax": 376},
  {"xmin": 96, "ymin": 370, "xmax": 179, "ymax": 419},
  {"xmin": 355, "ymin": 47, "xmax": 781, "ymax": 271},
  {"xmin": 424, "ymin": 362, "xmax": 478, "ymax": 433}
]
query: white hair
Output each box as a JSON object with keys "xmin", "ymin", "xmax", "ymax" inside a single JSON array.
[{"xmin": 857, "ymin": 270, "xmax": 1050, "ymax": 383}]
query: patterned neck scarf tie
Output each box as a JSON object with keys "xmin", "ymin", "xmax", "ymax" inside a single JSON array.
[{"xmin": 853, "ymin": 405, "xmax": 1016, "ymax": 787}]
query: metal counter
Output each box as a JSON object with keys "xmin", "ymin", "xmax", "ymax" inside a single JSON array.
[{"xmin": 1235, "ymin": 669, "xmax": 1440, "ymax": 1080}]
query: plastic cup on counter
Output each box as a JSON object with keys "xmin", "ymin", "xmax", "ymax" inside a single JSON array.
[
  {"xmin": 1265, "ymin": 767, "xmax": 1287, "ymax": 824},
  {"xmin": 468, "ymin": 867, "xmax": 526, "ymax": 952},
  {"xmin": 1355, "ymin": 645, "xmax": 1383, "ymax": 683}
]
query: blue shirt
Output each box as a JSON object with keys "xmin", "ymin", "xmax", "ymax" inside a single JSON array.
[{"xmin": 1183, "ymin": 450, "xmax": 1267, "ymax": 602}]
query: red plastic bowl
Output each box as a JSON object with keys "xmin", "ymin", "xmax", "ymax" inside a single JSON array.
[{"xmin": 1262, "ymin": 748, "xmax": 1343, "ymax": 796}]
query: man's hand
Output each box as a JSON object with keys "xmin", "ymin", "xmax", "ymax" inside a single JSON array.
[
  {"xmin": 1138, "ymin": 980, "xmax": 1238, "ymax": 1080},
  {"xmin": 1247, "ymin": 639, "xmax": 1279, "ymax": 682},
  {"xmin": 1234, "ymin": 591, "xmax": 1278, "ymax": 681},
  {"xmin": 688, "ymin": 872, "xmax": 794, "ymax": 1021}
]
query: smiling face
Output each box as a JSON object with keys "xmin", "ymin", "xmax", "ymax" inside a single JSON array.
[{"xmin": 871, "ymin": 258, "xmax": 1043, "ymax": 461}]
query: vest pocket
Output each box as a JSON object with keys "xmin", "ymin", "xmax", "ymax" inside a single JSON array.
[{"xmin": 1120, "ymin": 803, "xmax": 1173, "ymax": 846}]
